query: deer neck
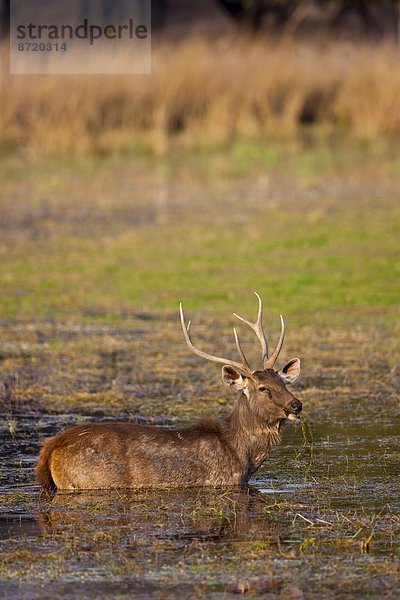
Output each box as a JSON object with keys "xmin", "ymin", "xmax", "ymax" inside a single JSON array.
[{"xmin": 223, "ymin": 393, "xmax": 281, "ymax": 477}]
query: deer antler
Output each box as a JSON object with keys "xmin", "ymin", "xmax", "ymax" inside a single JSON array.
[
  {"xmin": 233, "ymin": 292, "xmax": 268, "ymax": 367},
  {"xmin": 233, "ymin": 292, "xmax": 285, "ymax": 370},
  {"xmin": 180, "ymin": 293, "xmax": 286, "ymax": 373},
  {"xmin": 265, "ymin": 314, "xmax": 285, "ymax": 369},
  {"xmin": 180, "ymin": 304, "xmax": 251, "ymax": 374}
]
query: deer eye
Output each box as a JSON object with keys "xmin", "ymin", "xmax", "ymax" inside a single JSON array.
[{"xmin": 258, "ymin": 386, "xmax": 272, "ymax": 398}]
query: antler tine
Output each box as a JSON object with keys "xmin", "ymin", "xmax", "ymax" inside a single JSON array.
[
  {"xmin": 265, "ymin": 315, "xmax": 285, "ymax": 368},
  {"xmin": 233, "ymin": 327, "xmax": 251, "ymax": 371},
  {"xmin": 179, "ymin": 304, "xmax": 250, "ymax": 373},
  {"xmin": 233, "ymin": 291, "xmax": 269, "ymax": 368}
]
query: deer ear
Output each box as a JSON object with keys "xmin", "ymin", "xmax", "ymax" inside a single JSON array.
[
  {"xmin": 279, "ymin": 358, "xmax": 301, "ymax": 384},
  {"xmin": 222, "ymin": 366, "xmax": 247, "ymax": 390}
]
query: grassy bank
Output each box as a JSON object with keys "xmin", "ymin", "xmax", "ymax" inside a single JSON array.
[{"xmin": 0, "ymin": 144, "xmax": 398, "ymax": 327}]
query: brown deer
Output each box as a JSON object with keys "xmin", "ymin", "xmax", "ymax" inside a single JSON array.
[{"xmin": 36, "ymin": 293, "xmax": 302, "ymax": 491}]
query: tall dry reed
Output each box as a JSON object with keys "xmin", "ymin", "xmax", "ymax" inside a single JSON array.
[{"xmin": 1, "ymin": 36, "xmax": 400, "ymax": 156}]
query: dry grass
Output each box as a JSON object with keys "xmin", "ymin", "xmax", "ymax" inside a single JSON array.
[{"xmin": 2, "ymin": 36, "xmax": 400, "ymax": 156}]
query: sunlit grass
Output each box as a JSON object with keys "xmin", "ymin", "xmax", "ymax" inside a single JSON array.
[{"xmin": 0, "ymin": 156, "xmax": 398, "ymax": 326}]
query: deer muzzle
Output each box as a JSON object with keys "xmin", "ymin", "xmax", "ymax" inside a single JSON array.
[{"xmin": 284, "ymin": 398, "xmax": 302, "ymax": 420}]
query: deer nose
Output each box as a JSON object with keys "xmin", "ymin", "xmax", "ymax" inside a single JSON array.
[{"xmin": 290, "ymin": 399, "xmax": 302, "ymax": 414}]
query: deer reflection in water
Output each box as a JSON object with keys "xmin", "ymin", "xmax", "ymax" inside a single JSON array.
[{"xmin": 38, "ymin": 486, "xmax": 286, "ymax": 552}]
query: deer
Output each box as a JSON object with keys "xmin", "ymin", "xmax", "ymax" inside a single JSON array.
[{"xmin": 36, "ymin": 293, "xmax": 302, "ymax": 491}]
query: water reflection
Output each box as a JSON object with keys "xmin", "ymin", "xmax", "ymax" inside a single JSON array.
[
  {"xmin": 37, "ymin": 487, "xmax": 285, "ymax": 550},
  {"xmin": 1, "ymin": 407, "xmax": 398, "ymax": 571},
  {"xmin": 0, "ymin": 514, "xmax": 42, "ymax": 540}
]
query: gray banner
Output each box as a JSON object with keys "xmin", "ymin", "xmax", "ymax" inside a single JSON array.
[{"xmin": 10, "ymin": 0, "xmax": 151, "ymax": 74}]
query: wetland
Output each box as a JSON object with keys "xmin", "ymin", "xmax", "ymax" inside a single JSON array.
[{"xmin": 0, "ymin": 147, "xmax": 399, "ymax": 598}]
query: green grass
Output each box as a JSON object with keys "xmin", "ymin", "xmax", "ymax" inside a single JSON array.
[{"xmin": 0, "ymin": 143, "xmax": 399, "ymax": 326}]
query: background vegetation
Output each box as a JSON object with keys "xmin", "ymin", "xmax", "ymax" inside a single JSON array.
[{"xmin": 1, "ymin": 37, "xmax": 400, "ymax": 157}]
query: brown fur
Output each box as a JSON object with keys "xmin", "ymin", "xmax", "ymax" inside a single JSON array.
[
  {"xmin": 36, "ymin": 367, "xmax": 302, "ymax": 491},
  {"xmin": 36, "ymin": 434, "xmax": 60, "ymax": 492}
]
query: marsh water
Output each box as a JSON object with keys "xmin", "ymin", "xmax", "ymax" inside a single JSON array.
[{"xmin": 0, "ymin": 366, "xmax": 399, "ymax": 599}]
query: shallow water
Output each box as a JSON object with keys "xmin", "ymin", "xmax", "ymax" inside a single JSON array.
[
  {"xmin": 0, "ymin": 400, "xmax": 399, "ymax": 599},
  {"xmin": 0, "ymin": 315, "xmax": 399, "ymax": 598}
]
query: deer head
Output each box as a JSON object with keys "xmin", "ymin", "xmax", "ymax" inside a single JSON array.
[{"xmin": 180, "ymin": 293, "xmax": 302, "ymax": 427}]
